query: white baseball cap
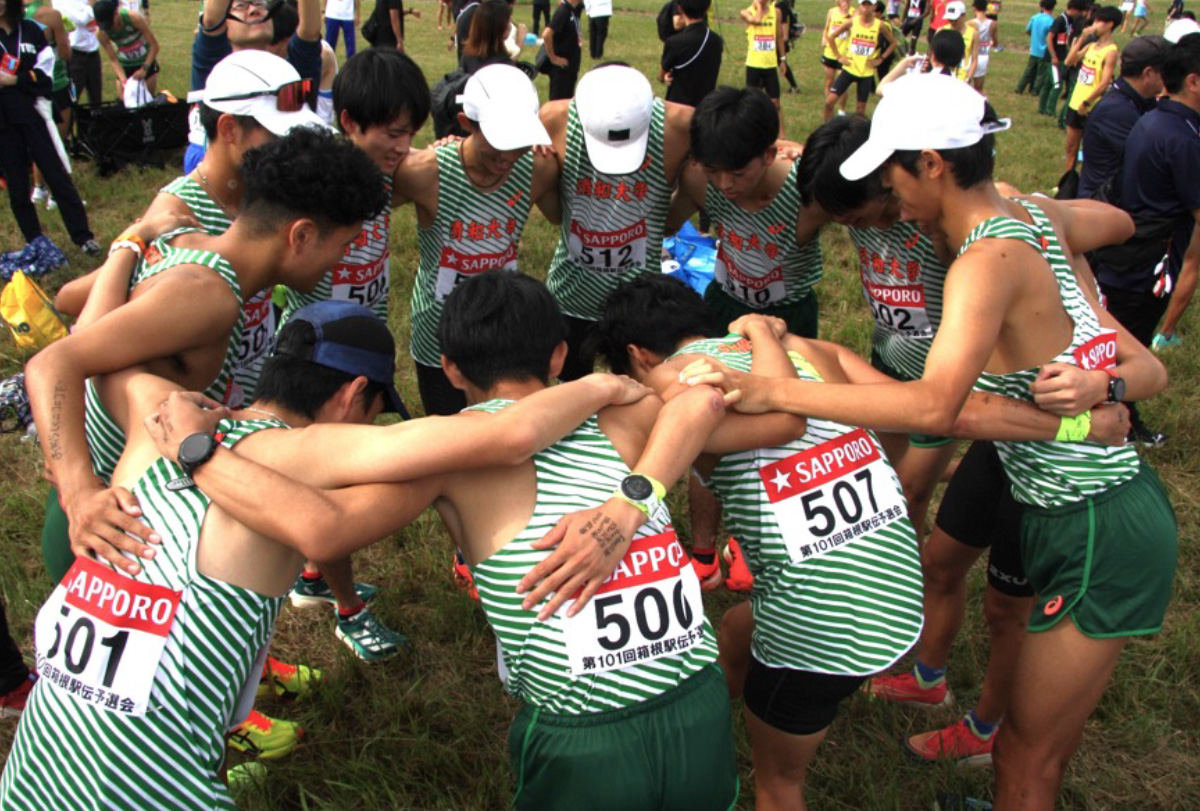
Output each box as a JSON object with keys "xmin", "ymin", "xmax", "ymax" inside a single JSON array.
[
  {"xmin": 1165, "ymin": 17, "xmax": 1200, "ymax": 42},
  {"xmin": 942, "ymin": 1, "xmax": 967, "ymax": 20},
  {"xmin": 574, "ymin": 66, "xmax": 655, "ymax": 175},
  {"xmin": 457, "ymin": 64, "xmax": 551, "ymax": 150},
  {"xmin": 840, "ymin": 73, "xmax": 1011, "ymax": 181},
  {"xmin": 187, "ymin": 50, "xmax": 328, "ymax": 136}
]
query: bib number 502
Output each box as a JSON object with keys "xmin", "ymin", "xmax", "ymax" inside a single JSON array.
[
  {"xmin": 800, "ymin": 469, "xmax": 879, "ymax": 537},
  {"xmin": 593, "ymin": 580, "xmax": 694, "ymax": 650}
]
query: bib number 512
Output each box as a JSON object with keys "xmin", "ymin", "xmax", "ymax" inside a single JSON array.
[{"xmin": 593, "ymin": 580, "xmax": 694, "ymax": 651}]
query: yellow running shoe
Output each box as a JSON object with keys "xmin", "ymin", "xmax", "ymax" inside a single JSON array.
[
  {"xmin": 256, "ymin": 655, "xmax": 322, "ymax": 701},
  {"xmin": 227, "ymin": 709, "xmax": 304, "ymax": 760}
]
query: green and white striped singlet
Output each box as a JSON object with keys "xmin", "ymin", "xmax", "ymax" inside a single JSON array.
[
  {"xmin": 673, "ymin": 336, "xmax": 923, "ymax": 674},
  {"xmin": 849, "ymin": 220, "xmax": 945, "ymax": 381},
  {"xmin": 705, "ymin": 161, "xmax": 823, "ymax": 310},
  {"xmin": 546, "ymin": 99, "xmax": 672, "ymax": 322},
  {"xmin": 410, "ymin": 145, "xmax": 534, "ymax": 367},
  {"xmin": 467, "ymin": 399, "xmax": 717, "ymax": 715},
  {"xmin": 83, "ymin": 237, "xmax": 244, "ymax": 484},
  {"xmin": 281, "ymin": 173, "xmax": 393, "ymax": 326},
  {"xmin": 159, "ymin": 176, "xmax": 274, "ymax": 402},
  {"xmin": 968, "ymin": 201, "xmax": 1140, "ymax": 508},
  {"xmin": 2, "ymin": 419, "xmax": 285, "ymax": 811}
]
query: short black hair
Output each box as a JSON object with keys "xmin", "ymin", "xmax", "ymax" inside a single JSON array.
[
  {"xmin": 1067, "ymin": 0, "xmax": 1089, "ymax": 12},
  {"xmin": 333, "ymin": 48, "xmax": 431, "ymax": 133},
  {"xmin": 1094, "ymin": 5, "xmax": 1123, "ymax": 26},
  {"xmin": 254, "ymin": 320, "xmax": 385, "ymax": 418},
  {"xmin": 891, "ymin": 101, "xmax": 1003, "ymax": 189},
  {"xmin": 272, "ymin": 0, "xmax": 299, "ymax": 44},
  {"xmin": 797, "ymin": 115, "xmax": 887, "ymax": 214},
  {"xmin": 92, "ymin": 0, "xmax": 118, "ymax": 27},
  {"xmin": 1039, "ymin": 0, "xmax": 1056, "ymax": 11},
  {"xmin": 1164, "ymin": 33, "xmax": 1200, "ymax": 92},
  {"xmin": 197, "ymin": 103, "xmax": 264, "ymax": 142},
  {"xmin": 677, "ymin": 0, "xmax": 710, "ymax": 18},
  {"xmin": 439, "ymin": 271, "xmax": 567, "ymax": 390},
  {"xmin": 690, "ymin": 86, "xmax": 779, "ymax": 170},
  {"xmin": 240, "ymin": 126, "xmax": 389, "ymax": 236},
  {"xmin": 932, "ymin": 28, "xmax": 965, "ymax": 71},
  {"xmin": 593, "ymin": 275, "xmax": 721, "ymax": 376},
  {"xmin": 973, "ymin": 0, "xmax": 987, "ymax": 10}
]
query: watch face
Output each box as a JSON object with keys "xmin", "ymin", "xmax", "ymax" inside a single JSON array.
[
  {"xmin": 1110, "ymin": 377, "xmax": 1126, "ymax": 403},
  {"xmin": 178, "ymin": 433, "xmax": 215, "ymax": 468},
  {"xmin": 621, "ymin": 475, "xmax": 654, "ymax": 501}
]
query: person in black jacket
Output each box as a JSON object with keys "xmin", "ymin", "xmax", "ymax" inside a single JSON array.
[
  {"xmin": 0, "ymin": 0, "xmax": 97, "ymax": 267},
  {"xmin": 543, "ymin": 0, "xmax": 582, "ymax": 99}
]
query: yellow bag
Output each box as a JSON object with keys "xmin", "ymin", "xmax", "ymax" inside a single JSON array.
[{"xmin": 1, "ymin": 271, "xmax": 69, "ymax": 351}]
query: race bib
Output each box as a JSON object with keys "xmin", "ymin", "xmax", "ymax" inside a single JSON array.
[
  {"xmin": 760, "ymin": 429, "xmax": 907, "ymax": 564},
  {"xmin": 567, "ymin": 220, "xmax": 647, "ymax": 272},
  {"xmin": 754, "ymin": 34, "xmax": 775, "ymax": 51},
  {"xmin": 434, "ymin": 243, "xmax": 518, "ymax": 301},
  {"xmin": 850, "ymin": 36, "xmax": 875, "ymax": 56},
  {"xmin": 332, "ymin": 254, "xmax": 389, "ymax": 310},
  {"xmin": 561, "ymin": 530, "xmax": 705, "ymax": 676},
  {"xmin": 1079, "ymin": 64, "xmax": 1096, "ymax": 85},
  {"xmin": 34, "ymin": 557, "xmax": 181, "ymax": 716},
  {"xmin": 1072, "ymin": 329, "xmax": 1117, "ymax": 371},
  {"xmin": 714, "ymin": 244, "xmax": 787, "ymax": 308},
  {"xmin": 118, "ymin": 39, "xmax": 148, "ymax": 63},
  {"xmin": 236, "ymin": 290, "xmax": 274, "ymax": 373},
  {"xmin": 863, "ymin": 282, "xmax": 932, "ymax": 337}
]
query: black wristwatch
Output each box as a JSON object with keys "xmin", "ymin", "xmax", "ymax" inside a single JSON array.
[
  {"xmin": 177, "ymin": 432, "xmax": 218, "ymax": 475},
  {"xmin": 1106, "ymin": 374, "xmax": 1126, "ymax": 404}
]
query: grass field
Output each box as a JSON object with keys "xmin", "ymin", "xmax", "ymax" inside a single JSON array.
[{"xmin": 1, "ymin": 0, "xmax": 1198, "ymax": 808}]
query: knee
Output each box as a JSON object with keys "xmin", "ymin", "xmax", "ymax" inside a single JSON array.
[
  {"xmin": 982, "ymin": 589, "xmax": 1031, "ymax": 639},
  {"xmin": 919, "ymin": 545, "xmax": 964, "ymax": 593}
]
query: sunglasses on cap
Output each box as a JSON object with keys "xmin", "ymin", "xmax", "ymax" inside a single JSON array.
[{"xmin": 211, "ymin": 78, "xmax": 314, "ymax": 112}]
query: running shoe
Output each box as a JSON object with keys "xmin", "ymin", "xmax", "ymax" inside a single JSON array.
[
  {"xmin": 934, "ymin": 794, "xmax": 994, "ymax": 810},
  {"xmin": 335, "ymin": 607, "xmax": 409, "ymax": 662},
  {"xmin": 1129, "ymin": 425, "xmax": 1168, "ymax": 448},
  {"xmin": 289, "ymin": 573, "xmax": 378, "ymax": 609},
  {"xmin": 723, "ymin": 538, "xmax": 755, "ymax": 592},
  {"xmin": 226, "ymin": 761, "xmax": 268, "ymax": 793},
  {"xmin": 256, "ymin": 655, "xmax": 322, "ymax": 701},
  {"xmin": 905, "ymin": 718, "xmax": 994, "ymax": 767},
  {"xmin": 866, "ymin": 671, "xmax": 954, "ymax": 708},
  {"xmin": 44, "ymin": 195, "xmax": 56, "ymax": 212},
  {"xmin": 1151, "ymin": 332, "xmax": 1182, "ymax": 351},
  {"xmin": 0, "ymin": 674, "xmax": 35, "ymax": 718},
  {"xmin": 227, "ymin": 709, "xmax": 304, "ymax": 759},
  {"xmin": 452, "ymin": 549, "xmax": 479, "ymax": 601},
  {"xmin": 30, "ymin": 185, "xmax": 48, "ymax": 205},
  {"xmin": 691, "ymin": 551, "xmax": 721, "ymax": 589},
  {"xmin": 79, "ymin": 238, "xmax": 102, "ymax": 256}
]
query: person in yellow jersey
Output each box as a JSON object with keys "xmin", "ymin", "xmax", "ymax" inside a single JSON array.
[
  {"xmin": 1063, "ymin": 5, "xmax": 1123, "ymax": 171},
  {"xmin": 824, "ymin": 0, "xmax": 896, "ymax": 119},
  {"xmin": 821, "ymin": 0, "xmax": 854, "ymax": 102},
  {"xmin": 939, "ymin": 0, "xmax": 979, "ymax": 80},
  {"xmin": 741, "ymin": 0, "xmax": 788, "ymax": 136}
]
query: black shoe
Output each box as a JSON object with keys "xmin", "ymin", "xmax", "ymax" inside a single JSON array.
[{"xmin": 1129, "ymin": 426, "xmax": 1168, "ymax": 448}]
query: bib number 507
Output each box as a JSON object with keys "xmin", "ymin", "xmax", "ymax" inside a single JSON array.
[
  {"xmin": 801, "ymin": 468, "xmax": 878, "ymax": 537},
  {"xmin": 593, "ymin": 580, "xmax": 694, "ymax": 650}
]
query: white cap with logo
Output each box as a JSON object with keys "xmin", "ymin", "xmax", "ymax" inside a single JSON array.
[
  {"xmin": 840, "ymin": 73, "xmax": 1011, "ymax": 181},
  {"xmin": 574, "ymin": 65, "xmax": 655, "ymax": 175},
  {"xmin": 942, "ymin": 1, "xmax": 967, "ymax": 20},
  {"xmin": 457, "ymin": 64, "xmax": 551, "ymax": 150},
  {"xmin": 187, "ymin": 50, "xmax": 328, "ymax": 136}
]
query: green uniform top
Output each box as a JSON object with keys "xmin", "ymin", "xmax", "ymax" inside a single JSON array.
[
  {"xmin": 969, "ymin": 199, "xmax": 1141, "ymax": 508},
  {"xmin": 2, "ymin": 418, "xmax": 285, "ymax": 811},
  {"xmin": 84, "ymin": 235, "xmax": 244, "ymax": 484},
  {"xmin": 107, "ymin": 9, "xmax": 149, "ymax": 69},
  {"xmin": 848, "ymin": 220, "xmax": 945, "ymax": 380},
  {"xmin": 24, "ymin": 0, "xmax": 69, "ymax": 92},
  {"xmin": 410, "ymin": 145, "xmax": 534, "ymax": 367},
  {"xmin": 281, "ymin": 173, "xmax": 393, "ymax": 327},
  {"xmin": 467, "ymin": 398, "xmax": 718, "ymax": 715},
  {"xmin": 704, "ymin": 161, "xmax": 823, "ymax": 311},
  {"xmin": 672, "ymin": 335, "xmax": 924, "ymax": 675},
  {"xmin": 546, "ymin": 98, "xmax": 671, "ymax": 322},
  {"xmin": 158, "ymin": 176, "xmax": 273, "ymax": 403}
]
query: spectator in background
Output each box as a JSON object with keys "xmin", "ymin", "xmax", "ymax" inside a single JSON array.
[
  {"xmin": 1079, "ymin": 33, "xmax": 1168, "ymax": 197},
  {"xmin": 1061, "ymin": 4, "xmax": 1121, "ymax": 172},
  {"xmin": 1049, "ymin": 0, "xmax": 1088, "ymax": 127},
  {"xmin": 584, "ymin": 0, "xmax": 610, "ymax": 58},
  {"xmin": 460, "ymin": 0, "xmax": 514, "ymax": 72},
  {"xmin": 57, "ymin": 0, "xmax": 102, "ymax": 105},
  {"xmin": 661, "ymin": 0, "xmax": 723, "ymax": 105},
  {"xmin": 741, "ymin": 0, "xmax": 786, "ymax": 133},
  {"xmin": 366, "ymin": 0, "xmax": 418, "ymax": 49},
  {"xmin": 1016, "ymin": 0, "xmax": 1055, "ymax": 95},
  {"xmin": 93, "ymin": 0, "xmax": 159, "ymax": 98},
  {"xmin": 533, "ymin": 0, "xmax": 550, "ymax": 35},
  {"xmin": 544, "ymin": 0, "xmax": 583, "ymax": 99},
  {"xmin": 324, "ymin": 0, "xmax": 359, "ymax": 56}
]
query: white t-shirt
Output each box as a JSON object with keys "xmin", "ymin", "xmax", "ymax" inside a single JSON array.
[
  {"xmin": 584, "ymin": 0, "xmax": 613, "ymax": 18},
  {"xmin": 54, "ymin": 0, "xmax": 99, "ymax": 52},
  {"xmin": 325, "ymin": 0, "xmax": 356, "ymax": 21}
]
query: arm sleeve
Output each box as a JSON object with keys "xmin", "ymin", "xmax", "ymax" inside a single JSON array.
[
  {"xmin": 287, "ymin": 34, "xmax": 324, "ymax": 94},
  {"xmin": 191, "ymin": 25, "xmax": 232, "ymax": 91},
  {"xmin": 661, "ymin": 35, "xmax": 679, "ymax": 71},
  {"xmin": 1170, "ymin": 139, "xmax": 1200, "ymax": 213},
  {"xmin": 17, "ymin": 25, "xmax": 53, "ymax": 96}
]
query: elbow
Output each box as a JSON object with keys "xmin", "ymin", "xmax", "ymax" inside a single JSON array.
[
  {"xmin": 502, "ymin": 421, "xmax": 543, "ymax": 464},
  {"xmin": 1145, "ymin": 357, "xmax": 1169, "ymax": 399},
  {"xmin": 920, "ymin": 402, "xmax": 961, "ymax": 437}
]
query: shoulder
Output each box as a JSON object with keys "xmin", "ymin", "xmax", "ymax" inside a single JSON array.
[
  {"xmin": 539, "ymin": 100, "xmax": 570, "ymax": 132},
  {"xmin": 396, "ymin": 147, "xmax": 440, "ymax": 181}
]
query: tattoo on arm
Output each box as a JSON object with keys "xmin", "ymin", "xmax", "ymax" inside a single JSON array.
[{"xmin": 48, "ymin": 380, "xmax": 66, "ymax": 461}]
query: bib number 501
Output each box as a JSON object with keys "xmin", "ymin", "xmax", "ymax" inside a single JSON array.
[{"xmin": 45, "ymin": 605, "xmax": 129, "ymax": 689}]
